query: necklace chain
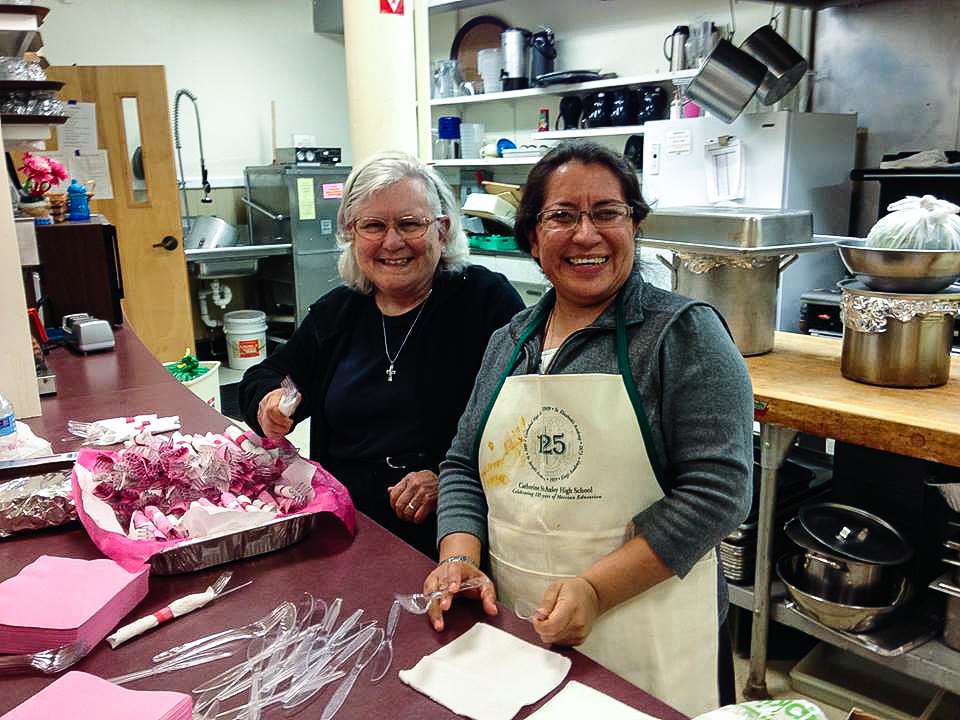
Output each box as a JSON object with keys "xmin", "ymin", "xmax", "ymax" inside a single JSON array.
[{"xmin": 381, "ymin": 291, "xmax": 431, "ymax": 382}]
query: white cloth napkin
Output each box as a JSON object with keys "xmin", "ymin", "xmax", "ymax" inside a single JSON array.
[
  {"xmin": 398, "ymin": 623, "xmax": 571, "ymax": 720},
  {"xmin": 527, "ymin": 681, "xmax": 665, "ymax": 720}
]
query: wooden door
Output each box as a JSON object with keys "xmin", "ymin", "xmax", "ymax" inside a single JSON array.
[{"xmin": 46, "ymin": 65, "xmax": 193, "ymax": 363}]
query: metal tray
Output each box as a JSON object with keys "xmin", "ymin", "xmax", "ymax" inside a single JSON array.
[
  {"xmin": 148, "ymin": 510, "xmax": 317, "ymax": 574},
  {"xmin": 640, "ymin": 206, "xmax": 827, "ymax": 257}
]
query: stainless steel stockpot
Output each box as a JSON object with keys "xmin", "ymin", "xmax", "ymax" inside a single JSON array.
[
  {"xmin": 739, "ymin": 24, "xmax": 807, "ymax": 105},
  {"xmin": 685, "ymin": 39, "xmax": 766, "ymax": 124},
  {"xmin": 784, "ymin": 518, "xmax": 895, "ymax": 606},
  {"xmin": 784, "ymin": 505, "xmax": 912, "ymax": 607}
]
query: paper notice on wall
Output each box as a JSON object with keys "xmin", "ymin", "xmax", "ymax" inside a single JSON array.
[
  {"xmin": 46, "ymin": 149, "xmax": 115, "ymax": 200},
  {"xmin": 704, "ymin": 136, "xmax": 744, "ymax": 203},
  {"xmin": 297, "ymin": 177, "xmax": 316, "ymax": 220},
  {"xmin": 56, "ymin": 101, "xmax": 98, "ymax": 152}
]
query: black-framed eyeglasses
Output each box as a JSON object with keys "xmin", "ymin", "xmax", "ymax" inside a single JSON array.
[
  {"xmin": 536, "ymin": 203, "xmax": 633, "ymax": 232},
  {"xmin": 351, "ymin": 216, "xmax": 440, "ymax": 241}
]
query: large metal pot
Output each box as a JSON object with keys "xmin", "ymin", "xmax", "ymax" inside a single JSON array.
[
  {"xmin": 658, "ymin": 252, "xmax": 797, "ymax": 356},
  {"xmin": 685, "ymin": 39, "xmax": 766, "ymax": 124},
  {"xmin": 739, "ymin": 24, "xmax": 808, "ymax": 105},
  {"xmin": 784, "ymin": 518, "xmax": 901, "ymax": 606},
  {"xmin": 929, "ymin": 576, "xmax": 960, "ymax": 651},
  {"xmin": 839, "ymin": 279, "xmax": 960, "ymax": 388},
  {"xmin": 185, "ymin": 215, "xmax": 237, "ymax": 250}
]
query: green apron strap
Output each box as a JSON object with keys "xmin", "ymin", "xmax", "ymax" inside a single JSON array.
[
  {"xmin": 615, "ymin": 291, "xmax": 667, "ymax": 488},
  {"xmin": 472, "ymin": 305, "xmax": 551, "ymax": 461}
]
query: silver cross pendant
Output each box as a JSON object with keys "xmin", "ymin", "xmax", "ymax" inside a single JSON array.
[{"xmin": 386, "ymin": 363, "xmax": 396, "ymax": 382}]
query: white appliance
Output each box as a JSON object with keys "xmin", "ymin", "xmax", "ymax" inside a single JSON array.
[{"xmin": 641, "ymin": 111, "xmax": 857, "ymax": 332}]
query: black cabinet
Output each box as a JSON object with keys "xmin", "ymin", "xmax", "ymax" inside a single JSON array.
[{"xmin": 34, "ymin": 219, "xmax": 124, "ymax": 327}]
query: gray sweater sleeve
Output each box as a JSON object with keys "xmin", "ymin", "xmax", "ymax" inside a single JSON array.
[
  {"xmin": 631, "ymin": 305, "xmax": 754, "ymax": 577},
  {"xmin": 437, "ymin": 298, "xmax": 753, "ymax": 579}
]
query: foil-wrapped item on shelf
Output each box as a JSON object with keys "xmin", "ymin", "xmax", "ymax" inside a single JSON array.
[
  {"xmin": 677, "ymin": 252, "xmax": 777, "ymax": 274},
  {"xmin": 840, "ymin": 292, "xmax": 960, "ymax": 334},
  {"xmin": 0, "ymin": 90, "xmax": 64, "ymax": 115},
  {"xmin": 0, "ymin": 471, "xmax": 75, "ymax": 537},
  {"xmin": 0, "ymin": 57, "xmax": 46, "ymax": 81}
]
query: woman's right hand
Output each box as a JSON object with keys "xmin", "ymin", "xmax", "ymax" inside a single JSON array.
[
  {"xmin": 425, "ymin": 560, "xmax": 498, "ymax": 632},
  {"xmin": 256, "ymin": 388, "xmax": 293, "ymax": 438}
]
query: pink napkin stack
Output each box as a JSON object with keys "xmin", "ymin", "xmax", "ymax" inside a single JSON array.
[
  {"xmin": 0, "ymin": 556, "xmax": 149, "ymax": 654},
  {"xmin": 0, "ymin": 671, "xmax": 191, "ymax": 720}
]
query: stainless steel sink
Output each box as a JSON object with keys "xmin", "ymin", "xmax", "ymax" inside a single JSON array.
[{"xmin": 185, "ymin": 242, "xmax": 292, "ymax": 278}]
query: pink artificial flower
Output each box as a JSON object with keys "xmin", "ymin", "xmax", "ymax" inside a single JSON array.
[{"xmin": 18, "ymin": 152, "xmax": 69, "ymax": 199}]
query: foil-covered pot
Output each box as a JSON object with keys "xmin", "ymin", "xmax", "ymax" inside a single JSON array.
[
  {"xmin": 658, "ymin": 252, "xmax": 797, "ymax": 356},
  {"xmin": 0, "ymin": 471, "xmax": 75, "ymax": 537},
  {"xmin": 839, "ymin": 279, "xmax": 960, "ymax": 387}
]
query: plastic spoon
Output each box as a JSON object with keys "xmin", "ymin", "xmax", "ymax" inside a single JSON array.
[{"xmin": 368, "ymin": 600, "xmax": 400, "ymax": 682}]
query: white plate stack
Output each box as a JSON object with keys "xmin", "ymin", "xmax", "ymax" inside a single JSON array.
[
  {"xmin": 0, "ymin": 555, "xmax": 149, "ymax": 654},
  {"xmin": 0, "ymin": 671, "xmax": 192, "ymax": 720}
]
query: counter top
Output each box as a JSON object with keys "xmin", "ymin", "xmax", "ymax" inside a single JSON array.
[
  {"xmin": 1, "ymin": 327, "xmax": 685, "ymax": 719},
  {"xmin": 746, "ymin": 332, "xmax": 960, "ymax": 467}
]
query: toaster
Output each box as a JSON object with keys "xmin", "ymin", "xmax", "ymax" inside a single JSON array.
[{"xmin": 63, "ymin": 313, "xmax": 115, "ymax": 353}]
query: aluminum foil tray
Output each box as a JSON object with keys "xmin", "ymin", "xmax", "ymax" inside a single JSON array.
[
  {"xmin": 640, "ymin": 207, "xmax": 829, "ymax": 257},
  {"xmin": 148, "ymin": 511, "xmax": 317, "ymax": 574}
]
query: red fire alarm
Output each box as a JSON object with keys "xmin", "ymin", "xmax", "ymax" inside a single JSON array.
[{"xmin": 380, "ymin": 0, "xmax": 403, "ymax": 14}]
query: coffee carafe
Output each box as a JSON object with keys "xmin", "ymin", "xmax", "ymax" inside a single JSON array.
[
  {"xmin": 500, "ymin": 27, "xmax": 531, "ymax": 91},
  {"xmin": 663, "ymin": 25, "xmax": 690, "ymax": 72},
  {"xmin": 529, "ymin": 26, "xmax": 556, "ymax": 82}
]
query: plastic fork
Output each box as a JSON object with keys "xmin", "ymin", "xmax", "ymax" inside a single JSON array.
[
  {"xmin": 0, "ymin": 642, "xmax": 87, "ymax": 675},
  {"xmin": 394, "ymin": 576, "xmax": 490, "ymax": 614},
  {"xmin": 65, "ymin": 419, "xmax": 122, "ymax": 445},
  {"xmin": 156, "ymin": 601, "xmax": 295, "ymax": 663}
]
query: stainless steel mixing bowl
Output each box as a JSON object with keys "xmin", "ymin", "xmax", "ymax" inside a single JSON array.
[
  {"xmin": 836, "ymin": 238, "xmax": 960, "ymax": 293},
  {"xmin": 777, "ymin": 553, "xmax": 911, "ymax": 633}
]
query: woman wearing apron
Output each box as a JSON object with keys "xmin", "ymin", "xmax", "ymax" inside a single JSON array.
[{"xmin": 425, "ymin": 141, "xmax": 754, "ymax": 716}]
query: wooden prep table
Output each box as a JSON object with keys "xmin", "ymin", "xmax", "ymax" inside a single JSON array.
[
  {"xmin": 741, "ymin": 331, "xmax": 960, "ymax": 701},
  {"xmin": 0, "ymin": 326, "xmax": 687, "ymax": 719}
]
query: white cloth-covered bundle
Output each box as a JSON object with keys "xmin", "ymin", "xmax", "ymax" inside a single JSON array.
[{"xmin": 866, "ymin": 195, "xmax": 960, "ymax": 250}]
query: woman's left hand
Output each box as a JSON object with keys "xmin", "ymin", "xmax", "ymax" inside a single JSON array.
[
  {"xmin": 531, "ymin": 577, "xmax": 601, "ymax": 646},
  {"xmin": 388, "ymin": 470, "xmax": 438, "ymax": 524}
]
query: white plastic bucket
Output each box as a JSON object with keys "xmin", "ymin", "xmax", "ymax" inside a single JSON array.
[
  {"xmin": 164, "ymin": 360, "xmax": 222, "ymax": 411},
  {"xmin": 223, "ymin": 310, "xmax": 268, "ymax": 371}
]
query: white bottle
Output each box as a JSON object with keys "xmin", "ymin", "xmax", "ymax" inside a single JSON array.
[{"xmin": 0, "ymin": 393, "xmax": 16, "ymax": 454}]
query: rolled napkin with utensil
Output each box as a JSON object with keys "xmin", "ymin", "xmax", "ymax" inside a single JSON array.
[{"xmin": 106, "ymin": 572, "xmax": 233, "ymax": 648}]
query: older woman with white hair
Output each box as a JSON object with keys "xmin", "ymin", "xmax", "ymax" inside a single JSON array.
[{"xmin": 239, "ymin": 151, "xmax": 523, "ymax": 557}]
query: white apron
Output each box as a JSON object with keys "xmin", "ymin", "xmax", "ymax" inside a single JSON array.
[{"xmin": 475, "ymin": 301, "xmax": 719, "ymax": 717}]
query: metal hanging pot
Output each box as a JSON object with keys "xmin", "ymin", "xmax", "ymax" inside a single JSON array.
[
  {"xmin": 685, "ymin": 39, "xmax": 766, "ymax": 124},
  {"xmin": 739, "ymin": 24, "xmax": 808, "ymax": 105}
]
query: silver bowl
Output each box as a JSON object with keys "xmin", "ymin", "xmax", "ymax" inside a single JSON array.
[
  {"xmin": 777, "ymin": 553, "xmax": 911, "ymax": 633},
  {"xmin": 836, "ymin": 239, "xmax": 960, "ymax": 293}
]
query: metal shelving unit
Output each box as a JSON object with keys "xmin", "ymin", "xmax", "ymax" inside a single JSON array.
[{"xmin": 728, "ymin": 583, "xmax": 960, "ymax": 690}]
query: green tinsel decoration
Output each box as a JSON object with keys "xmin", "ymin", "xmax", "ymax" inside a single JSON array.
[{"xmin": 166, "ymin": 349, "xmax": 209, "ymax": 381}]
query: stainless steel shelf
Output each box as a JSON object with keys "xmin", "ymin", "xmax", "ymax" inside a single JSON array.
[
  {"xmin": 429, "ymin": 70, "xmax": 697, "ymax": 108},
  {"xmin": 728, "ymin": 583, "xmax": 960, "ymax": 690}
]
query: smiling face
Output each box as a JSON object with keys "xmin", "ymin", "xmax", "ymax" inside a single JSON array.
[
  {"xmin": 351, "ymin": 176, "xmax": 449, "ymax": 313},
  {"xmin": 529, "ymin": 161, "xmax": 638, "ymax": 318}
]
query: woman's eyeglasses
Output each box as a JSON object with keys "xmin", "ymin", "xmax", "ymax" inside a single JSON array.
[
  {"xmin": 352, "ymin": 216, "xmax": 439, "ymax": 241},
  {"xmin": 537, "ymin": 203, "xmax": 633, "ymax": 232}
]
